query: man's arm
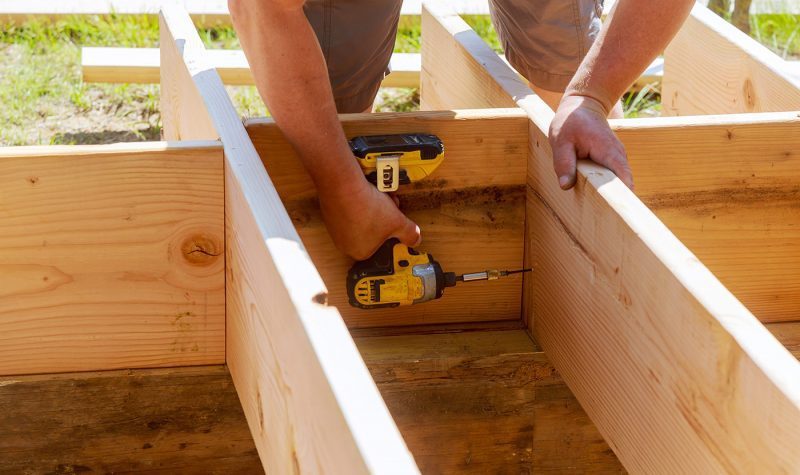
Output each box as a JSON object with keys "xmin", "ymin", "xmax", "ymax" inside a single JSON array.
[
  {"xmin": 549, "ymin": 0, "xmax": 695, "ymax": 190},
  {"xmin": 228, "ymin": 0, "xmax": 420, "ymax": 260}
]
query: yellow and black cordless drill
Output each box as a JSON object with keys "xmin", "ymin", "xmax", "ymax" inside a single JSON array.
[
  {"xmin": 345, "ymin": 133, "xmax": 530, "ymax": 310},
  {"xmin": 347, "ymin": 238, "xmax": 530, "ymax": 309}
]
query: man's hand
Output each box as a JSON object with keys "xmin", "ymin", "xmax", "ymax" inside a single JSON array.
[
  {"xmin": 549, "ymin": 95, "xmax": 633, "ymax": 190},
  {"xmin": 546, "ymin": 0, "xmax": 694, "ymax": 191},
  {"xmin": 319, "ymin": 178, "xmax": 421, "ymax": 261}
]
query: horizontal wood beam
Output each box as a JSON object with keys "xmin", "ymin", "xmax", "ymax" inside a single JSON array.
[
  {"xmin": 159, "ymin": 6, "xmax": 417, "ymax": 473},
  {"xmin": 663, "ymin": 4, "xmax": 800, "ymax": 116},
  {"xmin": 1, "ymin": 0, "xmax": 492, "ymax": 25},
  {"xmin": 83, "ymin": 47, "xmax": 421, "ymax": 89},
  {"xmin": 423, "ymin": 2, "xmax": 800, "ymax": 472},
  {"xmin": 612, "ymin": 112, "xmax": 800, "ymax": 323},
  {"xmin": 355, "ymin": 330, "xmax": 624, "ymax": 473},
  {"xmin": 245, "ymin": 108, "xmax": 529, "ymax": 329},
  {"xmin": 0, "ymin": 141, "xmax": 225, "ymax": 376},
  {"xmin": 0, "ymin": 365, "xmax": 262, "ymax": 473},
  {"xmin": 82, "ymin": 46, "xmax": 668, "ymax": 93}
]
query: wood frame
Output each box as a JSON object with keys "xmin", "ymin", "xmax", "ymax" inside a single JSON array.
[
  {"xmin": 158, "ymin": 5, "xmax": 417, "ymax": 473},
  {"xmin": 420, "ymin": 2, "xmax": 800, "ymax": 472},
  {"xmin": 3, "ymin": 0, "xmax": 800, "ymax": 472},
  {"xmin": 244, "ymin": 109, "xmax": 529, "ymax": 328}
]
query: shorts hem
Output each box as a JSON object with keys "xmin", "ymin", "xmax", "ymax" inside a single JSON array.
[{"xmin": 506, "ymin": 48, "xmax": 575, "ymax": 92}]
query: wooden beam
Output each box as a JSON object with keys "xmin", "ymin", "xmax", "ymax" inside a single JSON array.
[
  {"xmin": 83, "ymin": 47, "xmax": 421, "ymax": 89},
  {"xmin": 245, "ymin": 109, "xmax": 528, "ymax": 328},
  {"xmin": 0, "ymin": 141, "xmax": 225, "ymax": 376},
  {"xmin": 662, "ymin": 4, "xmax": 800, "ymax": 116},
  {"xmin": 0, "ymin": 366, "xmax": 262, "ymax": 473},
  {"xmin": 159, "ymin": 6, "xmax": 417, "ymax": 473},
  {"xmin": 355, "ymin": 330, "xmax": 624, "ymax": 473},
  {"xmin": 0, "ymin": 0, "xmax": 491, "ymax": 25},
  {"xmin": 613, "ymin": 112, "xmax": 800, "ymax": 323},
  {"xmin": 423, "ymin": 3, "xmax": 800, "ymax": 472}
]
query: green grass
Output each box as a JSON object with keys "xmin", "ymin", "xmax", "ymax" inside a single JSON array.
[
  {"xmin": 0, "ymin": 15, "xmax": 260, "ymax": 145},
  {"xmin": 1, "ymin": 11, "xmax": 798, "ymax": 145},
  {"xmin": 752, "ymin": 14, "xmax": 800, "ymax": 59}
]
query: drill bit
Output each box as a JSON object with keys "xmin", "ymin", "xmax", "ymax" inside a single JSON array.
[{"xmin": 457, "ymin": 268, "xmax": 532, "ymax": 282}]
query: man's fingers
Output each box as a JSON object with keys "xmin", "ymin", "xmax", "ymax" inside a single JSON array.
[
  {"xmin": 393, "ymin": 218, "xmax": 422, "ymax": 248},
  {"xmin": 552, "ymin": 142, "xmax": 578, "ymax": 190},
  {"xmin": 591, "ymin": 144, "xmax": 635, "ymax": 190}
]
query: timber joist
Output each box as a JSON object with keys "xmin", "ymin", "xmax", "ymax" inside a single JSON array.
[{"xmin": 1, "ymin": 1, "xmax": 800, "ymax": 473}]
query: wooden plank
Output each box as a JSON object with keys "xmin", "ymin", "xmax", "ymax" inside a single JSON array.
[
  {"xmin": 83, "ymin": 47, "xmax": 421, "ymax": 89},
  {"xmin": 355, "ymin": 330, "xmax": 624, "ymax": 474},
  {"xmin": 768, "ymin": 322, "xmax": 800, "ymax": 359},
  {"xmin": 613, "ymin": 112, "xmax": 800, "ymax": 324},
  {"xmin": 244, "ymin": 109, "xmax": 528, "ymax": 328},
  {"xmin": 662, "ymin": 4, "xmax": 800, "ymax": 116},
  {"xmin": 420, "ymin": 6, "xmax": 522, "ymax": 110},
  {"xmin": 0, "ymin": 366, "xmax": 262, "ymax": 473},
  {"xmin": 159, "ymin": 6, "xmax": 417, "ymax": 473},
  {"xmin": 0, "ymin": 0, "xmax": 491, "ymax": 25},
  {"xmin": 0, "ymin": 141, "xmax": 225, "ymax": 376},
  {"xmin": 423, "ymin": 4, "xmax": 800, "ymax": 472}
]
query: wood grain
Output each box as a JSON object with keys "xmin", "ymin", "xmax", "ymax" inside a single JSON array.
[
  {"xmin": 160, "ymin": 6, "xmax": 417, "ymax": 473},
  {"xmin": 0, "ymin": 142, "xmax": 225, "ymax": 376},
  {"xmin": 662, "ymin": 4, "xmax": 800, "ymax": 116},
  {"xmin": 0, "ymin": 365, "xmax": 262, "ymax": 474},
  {"xmin": 85, "ymin": 47, "xmax": 420, "ymax": 88},
  {"xmin": 424, "ymin": 5, "xmax": 800, "ymax": 472},
  {"xmin": 355, "ymin": 330, "xmax": 624, "ymax": 474},
  {"xmin": 420, "ymin": 3, "xmax": 523, "ymax": 111},
  {"xmin": 613, "ymin": 113, "xmax": 800, "ymax": 323},
  {"xmin": 245, "ymin": 109, "xmax": 529, "ymax": 328}
]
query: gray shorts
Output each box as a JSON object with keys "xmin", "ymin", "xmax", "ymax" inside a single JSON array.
[{"xmin": 304, "ymin": 0, "xmax": 603, "ymax": 113}]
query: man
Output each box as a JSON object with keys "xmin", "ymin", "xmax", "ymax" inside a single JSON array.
[{"xmin": 229, "ymin": 0, "xmax": 695, "ymax": 260}]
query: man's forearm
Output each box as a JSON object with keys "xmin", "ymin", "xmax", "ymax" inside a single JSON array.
[
  {"xmin": 229, "ymin": 0, "xmax": 363, "ymax": 195},
  {"xmin": 566, "ymin": 0, "xmax": 695, "ymax": 113}
]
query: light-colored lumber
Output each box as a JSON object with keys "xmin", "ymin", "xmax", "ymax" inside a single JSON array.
[
  {"xmin": 0, "ymin": 365, "xmax": 262, "ymax": 473},
  {"xmin": 83, "ymin": 47, "xmax": 421, "ymax": 88},
  {"xmin": 0, "ymin": 141, "xmax": 225, "ymax": 376},
  {"xmin": 0, "ymin": 0, "xmax": 230, "ymax": 26},
  {"xmin": 245, "ymin": 109, "xmax": 528, "ymax": 328},
  {"xmin": 355, "ymin": 330, "xmax": 624, "ymax": 473},
  {"xmin": 159, "ymin": 6, "xmax": 417, "ymax": 473},
  {"xmin": 423, "ymin": 2, "xmax": 800, "ymax": 472},
  {"xmin": 768, "ymin": 322, "xmax": 800, "ymax": 359},
  {"xmin": 0, "ymin": 0, "xmax": 490, "ymax": 25},
  {"xmin": 663, "ymin": 4, "xmax": 800, "ymax": 116},
  {"xmin": 612, "ymin": 112, "xmax": 800, "ymax": 324}
]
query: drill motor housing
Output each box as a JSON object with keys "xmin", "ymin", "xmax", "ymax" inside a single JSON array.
[{"xmin": 347, "ymin": 239, "xmax": 456, "ymax": 309}]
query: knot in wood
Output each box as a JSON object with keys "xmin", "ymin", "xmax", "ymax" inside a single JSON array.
[{"xmin": 181, "ymin": 234, "xmax": 221, "ymax": 265}]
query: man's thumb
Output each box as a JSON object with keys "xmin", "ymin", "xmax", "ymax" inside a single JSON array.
[{"xmin": 393, "ymin": 218, "xmax": 422, "ymax": 248}]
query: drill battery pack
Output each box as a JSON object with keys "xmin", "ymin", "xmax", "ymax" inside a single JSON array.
[{"xmin": 350, "ymin": 133, "xmax": 445, "ymax": 192}]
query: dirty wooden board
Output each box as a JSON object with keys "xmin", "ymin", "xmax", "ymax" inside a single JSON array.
[
  {"xmin": 0, "ymin": 142, "xmax": 225, "ymax": 376},
  {"xmin": 355, "ymin": 330, "xmax": 624, "ymax": 474},
  {"xmin": 245, "ymin": 109, "xmax": 529, "ymax": 328},
  {"xmin": 0, "ymin": 366, "xmax": 262, "ymax": 474},
  {"xmin": 614, "ymin": 113, "xmax": 800, "ymax": 323}
]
